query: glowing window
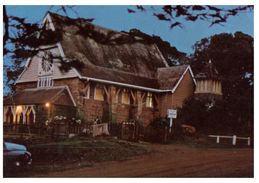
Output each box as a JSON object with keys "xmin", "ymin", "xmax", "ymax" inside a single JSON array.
[
  {"xmin": 121, "ymin": 90, "xmax": 130, "ymax": 105},
  {"xmin": 94, "ymin": 87, "xmax": 104, "ymax": 101},
  {"xmin": 146, "ymin": 92, "xmax": 153, "ymax": 108}
]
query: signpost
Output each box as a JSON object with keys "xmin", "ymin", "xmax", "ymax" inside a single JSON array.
[{"xmin": 167, "ymin": 109, "xmax": 177, "ymax": 133}]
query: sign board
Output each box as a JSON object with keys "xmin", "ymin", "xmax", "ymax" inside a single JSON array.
[{"xmin": 167, "ymin": 109, "xmax": 177, "ymax": 118}]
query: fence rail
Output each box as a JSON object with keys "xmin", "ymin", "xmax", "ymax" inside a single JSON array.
[{"xmin": 208, "ymin": 135, "xmax": 251, "ymax": 146}]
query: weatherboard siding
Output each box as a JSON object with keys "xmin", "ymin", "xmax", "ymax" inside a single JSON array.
[
  {"xmin": 18, "ymin": 56, "xmax": 40, "ymax": 82},
  {"xmin": 16, "ymin": 48, "xmax": 78, "ymax": 84}
]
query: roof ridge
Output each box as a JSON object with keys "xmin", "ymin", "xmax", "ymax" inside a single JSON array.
[
  {"xmin": 157, "ymin": 64, "xmax": 188, "ymax": 71},
  {"xmin": 48, "ymin": 11, "xmax": 126, "ymax": 36}
]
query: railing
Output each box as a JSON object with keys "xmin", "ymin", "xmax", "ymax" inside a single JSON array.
[
  {"xmin": 208, "ymin": 135, "xmax": 251, "ymax": 146},
  {"xmin": 91, "ymin": 123, "xmax": 109, "ymax": 137},
  {"xmin": 4, "ymin": 123, "xmax": 39, "ymax": 133}
]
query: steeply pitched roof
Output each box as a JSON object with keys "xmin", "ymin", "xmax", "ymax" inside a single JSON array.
[
  {"xmin": 157, "ymin": 65, "xmax": 191, "ymax": 90},
  {"xmin": 43, "ymin": 12, "xmax": 195, "ymax": 92},
  {"xmin": 4, "ymin": 86, "xmax": 76, "ymax": 106},
  {"xmin": 81, "ymin": 64, "xmax": 159, "ymax": 89},
  {"xmin": 48, "ymin": 12, "xmax": 167, "ymax": 79}
]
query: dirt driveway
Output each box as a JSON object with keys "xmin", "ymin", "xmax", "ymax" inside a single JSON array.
[{"xmin": 34, "ymin": 143, "xmax": 253, "ymax": 178}]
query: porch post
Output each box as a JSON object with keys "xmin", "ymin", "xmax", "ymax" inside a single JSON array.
[
  {"xmin": 136, "ymin": 91, "xmax": 145, "ymax": 120},
  {"xmin": 109, "ymin": 86, "xmax": 118, "ymax": 123}
]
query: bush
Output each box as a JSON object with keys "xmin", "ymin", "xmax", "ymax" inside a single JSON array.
[{"xmin": 144, "ymin": 118, "xmax": 169, "ymax": 143}]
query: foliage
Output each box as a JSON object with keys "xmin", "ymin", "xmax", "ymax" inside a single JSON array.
[
  {"xmin": 28, "ymin": 138, "xmax": 149, "ymax": 170},
  {"xmin": 128, "ymin": 5, "xmax": 253, "ymax": 29},
  {"xmin": 179, "ymin": 97, "xmax": 253, "ymax": 135},
  {"xmin": 149, "ymin": 117, "xmax": 169, "ymax": 128},
  {"xmin": 51, "ymin": 106, "xmax": 77, "ymax": 121},
  {"xmin": 187, "ymin": 32, "xmax": 253, "ymax": 135},
  {"xmin": 75, "ymin": 108, "xmax": 85, "ymax": 123},
  {"xmin": 3, "ymin": 6, "xmax": 83, "ymax": 94},
  {"xmin": 3, "ymin": 6, "xmax": 253, "ymax": 94},
  {"xmin": 144, "ymin": 118, "xmax": 169, "ymax": 142},
  {"xmin": 4, "ymin": 137, "xmax": 150, "ymax": 176}
]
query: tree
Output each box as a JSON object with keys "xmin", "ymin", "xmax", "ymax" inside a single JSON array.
[
  {"xmin": 3, "ymin": 5, "xmax": 81, "ymax": 94},
  {"xmin": 128, "ymin": 5, "xmax": 253, "ymax": 29},
  {"xmin": 180, "ymin": 32, "xmax": 254, "ymax": 135},
  {"xmin": 3, "ymin": 5, "xmax": 253, "ymax": 94}
]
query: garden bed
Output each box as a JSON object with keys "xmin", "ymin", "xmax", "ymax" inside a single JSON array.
[{"xmin": 4, "ymin": 136, "xmax": 151, "ymax": 177}]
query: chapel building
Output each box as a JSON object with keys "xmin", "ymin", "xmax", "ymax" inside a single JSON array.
[{"xmin": 4, "ymin": 12, "xmax": 197, "ymax": 128}]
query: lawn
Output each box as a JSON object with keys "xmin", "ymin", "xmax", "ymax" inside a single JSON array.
[{"xmin": 4, "ymin": 137, "xmax": 151, "ymax": 177}]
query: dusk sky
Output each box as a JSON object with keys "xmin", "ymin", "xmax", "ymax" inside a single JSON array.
[
  {"xmin": 3, "ymin": 5, "xmax": 254, "ymax": 95},
  {"xmin": 5, "ymin": 5, "xmax": 254, "ymax": 54}
]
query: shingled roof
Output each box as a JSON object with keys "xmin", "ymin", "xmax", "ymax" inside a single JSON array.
[
  {"xmin": 44, "ymin": 12, "xmax": 195, "ymax": 91},
  {"xmin": 4, "ymin": 86, "xmax": 76, "ymax": 106},
  {"xmin": 48, "ymin": 12, "xmax": 167, "ymax": 78},
  {"xmin": 157, "ymin": 65, "xmax": 189, "ymax": 90}
]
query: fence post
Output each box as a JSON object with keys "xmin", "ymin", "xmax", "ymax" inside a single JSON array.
[
  {"xmin": 216, "ymin": 136, "xmax": 220, "ymax": 143},
  {"xmin": 232, "ymin": 135, "xmax": 237, "ymax": 145},
  {"xmin": 248, "ymin": 137, "xmax": 251, "ymax": 146}
]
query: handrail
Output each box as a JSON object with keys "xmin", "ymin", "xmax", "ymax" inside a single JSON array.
[{"xmin": 208, "ymin": 135, "xmax": 251, "ymax": 146}]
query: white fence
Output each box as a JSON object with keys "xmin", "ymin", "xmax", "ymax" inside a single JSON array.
[{"xmin": 208, "ymin": 135, "xmax": 251, "ymax": 146}]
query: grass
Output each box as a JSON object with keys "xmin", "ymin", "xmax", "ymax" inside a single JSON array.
[
  {"xmin": 4, "ymin": 137, "xmax": 151, "ymax": 177},
  {"xmin": 29, "ymin": 138, "xmax": 150, "ymax": 163}
]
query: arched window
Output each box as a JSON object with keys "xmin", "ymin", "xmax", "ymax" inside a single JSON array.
[
  {"xmin": 121, "ymin": 90, "xmax": 130, "ymax": 105},
  {"xmin": 26, "ymin": 107, "xmax": 35, "ymax": 125},
  {"xmin": 5, "ymin": 107, "xmax": 14, "ymax": 124},
  {"xmin": 15, "ymin": 106, "xmax": 23, "ymax": 124}
]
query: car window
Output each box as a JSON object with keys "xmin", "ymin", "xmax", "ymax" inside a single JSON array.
[{"xmin": 3, "ymin": 142, "xmax": 7, "ymax": 151}]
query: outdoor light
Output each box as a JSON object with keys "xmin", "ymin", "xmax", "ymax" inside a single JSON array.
[
  {"xmin": 45, "ymin": 102, "xmax": 50, "ymax": 108},
  {"xmin": 16, "ymin": 105, "xmax": 22, "ymax": 113}
]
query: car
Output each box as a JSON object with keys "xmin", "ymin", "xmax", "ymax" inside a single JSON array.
[{"xmin": 3, "ymin": 141, "xmax": 32, "ymax": 169}]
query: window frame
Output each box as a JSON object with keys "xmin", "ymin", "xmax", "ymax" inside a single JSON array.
[
  {"xmin": 94, "ymin": 86, "xmax": 104, "ymax": 101},
  {"xmin": 146, "ymin": 92, "xmax": 153, "ymax": 108},
  {"xmin": 37, "ymin": 76, "xmax": 54, "ymax": 88},
  {"xmin": 121, "ymin": 90, "xmax": 130, "ymax": 105}
]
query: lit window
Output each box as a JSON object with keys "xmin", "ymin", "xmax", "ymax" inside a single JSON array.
[
  {"xmin": 146, "ymin": 92, "xmax": 153, "ymax": 108},
  {"xmin": 121, "ymin": 90, "xmax": 130, "ymax": 105},
  {"xmin": 15, "ymin": 105, "xmax": 23, "ymax": 124},
  {"xmin": 94, "ymin": 87, "xmax": 104, "ymax": 101},
  {"xmin": 37, "ymin": 76, "xmax": 54, "ymax": 88}
]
